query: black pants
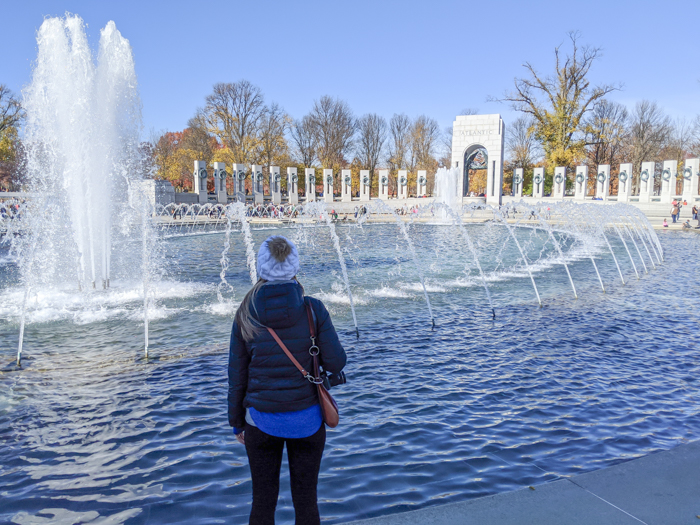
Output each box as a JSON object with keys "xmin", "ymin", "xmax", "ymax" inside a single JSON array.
[{"xmin": 244, "ymin": 423, "xmax": 326, "ymax": 525}]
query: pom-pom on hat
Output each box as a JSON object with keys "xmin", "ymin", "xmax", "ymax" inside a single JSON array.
[{"xmin": 256, "ymin": 236, "xmax": 300, "ymax": 281}]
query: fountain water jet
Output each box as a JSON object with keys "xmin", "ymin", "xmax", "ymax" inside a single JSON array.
[
  {"xmin": 489, "ymin": 205, "xmax": 543, "ymax": 307},
  {"xmin": 13, "ymin": 15, "xmax": 153, "ymax": 362},
  {"xmin": 372, "ymin": 200, "xmax": 436, "ymax": 327},
  {"xmin": 436, "ymin": 203, "xmax": 496, "ymax": 318}
]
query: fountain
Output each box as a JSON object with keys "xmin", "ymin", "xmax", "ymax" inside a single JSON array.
[
  {"xmin": 10, "ymin": 15, "xmax": 152, "ymax": 365},
  {"xmin": 3, "ymin": 14, "xmax": 700, "ymax": 525}
]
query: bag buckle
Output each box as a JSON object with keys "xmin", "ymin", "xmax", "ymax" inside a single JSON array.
[
  {"xmin": 305, "ymin": 373, "xmax": 323, "ymax": 384},
  {"xmin": 309, "ymin": 336, "xmax": 319, "ymax": 356}
]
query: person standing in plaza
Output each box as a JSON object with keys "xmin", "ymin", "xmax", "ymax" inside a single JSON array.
[
  {"xmin": 228, "ymin": 235, "xmax": 347, "ymax": 525},
  {"xmin": 671, "ymin": 204, "xmax": 679, "ymax": 223}
]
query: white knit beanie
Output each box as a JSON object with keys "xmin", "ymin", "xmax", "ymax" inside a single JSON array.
[{"xmin": 256, "ymin": 236, "xmax": 300, "ymax": 281}]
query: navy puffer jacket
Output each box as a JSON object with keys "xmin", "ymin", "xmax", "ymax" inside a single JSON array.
[{"xmin": 228, "ymin": 280, "xmax": 347, "ymax": 429}]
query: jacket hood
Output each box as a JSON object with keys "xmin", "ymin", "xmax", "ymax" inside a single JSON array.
[{"xmin": 251, "ymin": 280, "xmax": 306, "ymax": 329}]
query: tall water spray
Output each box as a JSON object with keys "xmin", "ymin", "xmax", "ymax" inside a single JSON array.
[
  {"xmin": 21, "ymin": 16, "xmax": 143, "ymax": 290},
  {"xmin": 433, "ymin": 167, "xmax": 460, "ymax": 218},
  {"xmin": 15, "ymin": 16, "xmax": 150, "ymax": 364}
]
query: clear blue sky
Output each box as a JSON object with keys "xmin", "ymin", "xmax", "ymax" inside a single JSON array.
[{"xmin": 2, "ymin": 0, "xmax": 699, "ymax": 137}]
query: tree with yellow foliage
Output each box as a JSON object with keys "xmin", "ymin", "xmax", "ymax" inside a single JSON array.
[
  {"xmin": 0, "ymin": 85, "xmax": 24, "ymax": 190},
  {"xmin": 495, "ymin": 32, "xmax": 618, "ymax": 171}
]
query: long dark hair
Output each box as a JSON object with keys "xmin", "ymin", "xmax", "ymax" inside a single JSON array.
[{"xmin": 235, "ymin": 277, "xmax": 305, "ymax": 341}]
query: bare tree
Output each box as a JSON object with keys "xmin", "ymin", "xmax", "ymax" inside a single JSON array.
[
  {"xmin": 439, "ymin": 126, "xmax": 453, "ymax": 168},
  {"xmin": 663, "ymin": 117, "xmax": 695, "ymax": 193},
  {"xmin": 184, "ymin": 112, "xmax": 215, "ymax": 160},
  {"xmin": 257, "ymin": 102, "xmax": 290, "ymax": 168},
  {"xmin": 205, "ymin": 80, "xmax": 266, "ymax": 164},
  {"xmin": 387, "ymin": 114, "xmax": 411, "ymax": 170},
  {"xmin": 506, "ymin": 116, "xmax": 539, "ymax": 169},
  {"xmin": 356, "ymin": 113, "xmax": 387, "ymax": 188},
  {"xmin": 626, "ymin": 100, "xmax": 672, "ymax": 175},
  {"xmin": 410, "ymin": 115, "xmax": 440, "ymax": 171},
  {"xmin": 459, "ymin": 108, "xmax": 479, "ymax": 116},
  {"xmin": 307, "ymin": 95, "xmax": 355, "ymax": 172},
  {"xmin": 290, "ymin": 115, "xmax": 317, "ymax": 166},
  {"xmin": 386, "ymin": 114, "xmax": 412, "ymax": 195},
  {"xmin": 493, "ymin": 31, "xmax": 619, "ymax": 168},
  {"xmin": 584, "ymin": 99, "xmax": 628, "ymax": 169}
]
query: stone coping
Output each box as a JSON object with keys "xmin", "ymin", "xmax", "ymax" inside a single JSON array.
[{"xmin": 342, "ymin": 439, "xmax": 700, "ymax": 525}]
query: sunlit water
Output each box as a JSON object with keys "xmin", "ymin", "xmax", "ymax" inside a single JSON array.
[{"xmin": 1, "ymin": 223, "xmax": 699, "ymax": 525}]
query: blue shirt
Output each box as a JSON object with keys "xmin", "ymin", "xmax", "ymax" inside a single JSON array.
[{"xmin": 234, "ymin": 404, "xmax": 323, "ymax": 438}]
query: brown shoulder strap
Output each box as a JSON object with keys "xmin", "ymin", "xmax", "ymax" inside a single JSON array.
[
  {"xmin": 267, "ymin": 327, "xmax": 312, "ymax": 380},
  {"xmin": 305, "ymin": 302, "xmax": 316, "ymax": 338}
]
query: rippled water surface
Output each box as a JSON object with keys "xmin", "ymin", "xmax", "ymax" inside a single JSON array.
[{"xmin": 1, "ymin": 223, "xmax": 699, "ymax": 524}]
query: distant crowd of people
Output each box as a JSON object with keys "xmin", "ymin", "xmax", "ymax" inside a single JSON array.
[{"xmin": 663, "ymin": 200, "xmax": 700, "ymax": 229}]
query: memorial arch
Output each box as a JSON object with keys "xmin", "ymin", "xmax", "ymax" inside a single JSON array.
[
  {"xmin": 463, "ymin": 145, "xmax": 488, "ymax": 197},
  {"xmin": 451, "ymin": 114, "xmax": 505, "ymax": 205}
]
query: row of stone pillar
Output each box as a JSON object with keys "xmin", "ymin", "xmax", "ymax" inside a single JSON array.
[
  {"xmin": 511, "ymin": 159, "xmax": 700, "ymax": 203},
  {"xmin": 191, "ymin": 161, "xmax": 429, "ymax": 204}
]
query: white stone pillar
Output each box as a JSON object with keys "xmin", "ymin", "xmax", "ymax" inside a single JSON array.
[
  {"xmin": 212, "ymin": 162, "xmax": 228, "ymax": 204},
  {"xmin": 513, "ymin": 168, "xmax": 523, "ymax": 197},
  {"xmin": 596, "ymin": 165, "xmax": 610, "ymax": 200},
  {"xmin": 533, "ymin": 167, "xmax": 545, "ymax": 199},
  {"xmin": 232, "ymin": 163, "xmax": 246, "ymax": 202},
  {"xmin": 660, "ymin": 160, "xmax": 676, "ymax": 203},
  {"xmin": 341, "ymin": 169, "xmax": 352, "ymax": 202},
  {"xmin": 486, "ymin": 154, "xmax": 504, "ymax": 205},
  {"xmin": 417, "ymin": 170, "xmax": 427, "ymax": 197},
  {"xmin": 287, "ymin": 167, "xmax": 299, "ymax": 205},
  {"xmin": 397, "ymin": 170, "xmax": 408, "ymax": 199},
  {"xmin": 378, "ymin": 169, "xmax": 389, "ymax": 200},
  {"xmin": 618, "ymin": 163, "xmax": 632, "ymax": 202},
  {"xmin": 193, "ymin": 160, "xmax": 208, "ymax": 204},
  {"xmin": 270, "ymin": 166, "xmax": 281, "ymax": 204},
  {"xmin": 552, "ymin": 167, "xmax": 566, "ymax": 200},
  {"xmin": 360, "ymin": 170, "xmax": 371, "ymax": 201},
  {"xmin": 323, "ymin": 169, "xmax": 334, "ymax": 203},
  {"xmin": 251, "ymin": 164, "xmax": 264, "ymax": 204},
  {"xmin": 681, "ymin": 158, "xmax": 699, "ymax": 201},
  {"xmin": 305, "ymin": 168, "xmax": 316, "ymax": 202},
  {"xmin": 574, "ymin": 166, "xmax": 588, "ymax": 200},
  {"xmin": 639, "ymin": 162, "xmax": 654, "ymax": 203}
]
